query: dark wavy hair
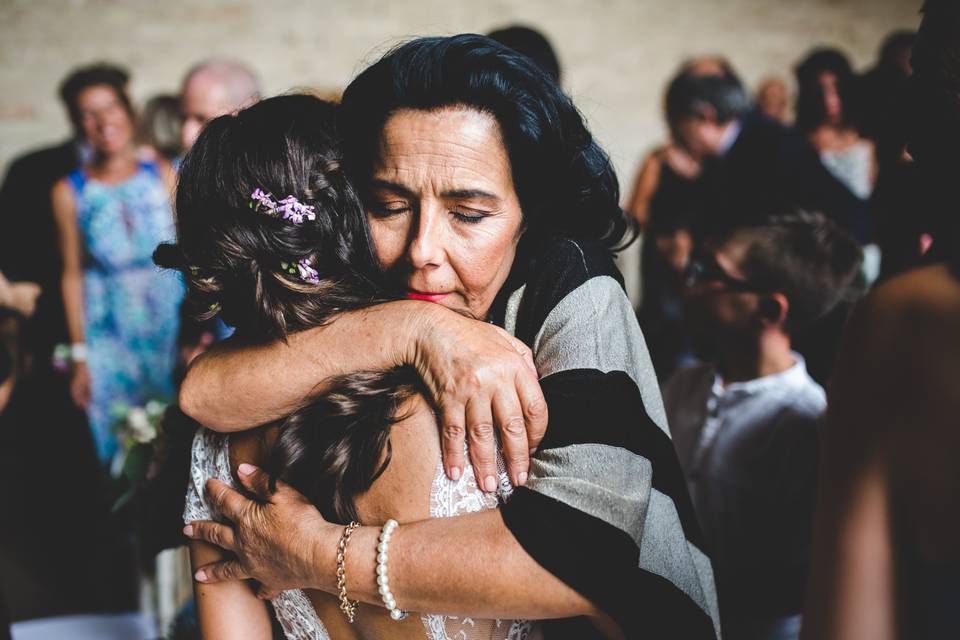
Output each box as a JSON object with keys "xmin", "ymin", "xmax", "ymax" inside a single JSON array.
[
  {"xmin": 339, "ymin": 34, "xmax": 634, "ymax": 256},
  {"xmin": 155, "ymin": 94, "xmax": 421, "ymax": 523},
  {"xmin": 794, "ymin": 48, "xmax": 861, "ymax": 135}
]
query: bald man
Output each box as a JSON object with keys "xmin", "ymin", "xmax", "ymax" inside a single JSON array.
[{"xmin": 180, "ymin": 59, "xmax": 260, "ymax": 151}]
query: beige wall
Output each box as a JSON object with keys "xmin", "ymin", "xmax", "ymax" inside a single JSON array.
[{"xmin": 0, "ymin": 0, "xmax": 921, "ymax": 299}]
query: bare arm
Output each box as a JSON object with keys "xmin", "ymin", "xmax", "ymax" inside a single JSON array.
[
  {"xmin": 51, "ymin": 178, "xmax": 90, "ymax": 409},
  {"xmin": 181, "ymin": 303, "xmax": 421, "ymax": 429},
  {"xmin": 624, "ymin": 150, "xmax": 662, "ymax": 230},
  {"xmin": 52, "ymin": 179, "xmax": 84, "ymax": 349},
  {"xmin": 801, "ymin": 295, "xmax": 898, "ymax": 640},
  {"xmin": 181, "ymin": 301, "xmax": 547, "ymax": 487},
  {"xmin": 190, "ymin": 539, "xmax": 274, "ymax": 639}
]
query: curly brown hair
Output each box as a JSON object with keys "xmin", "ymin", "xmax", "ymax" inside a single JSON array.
[{"xmin": 155, "ymin": 94, "xmax": 423, "ymax": 523}]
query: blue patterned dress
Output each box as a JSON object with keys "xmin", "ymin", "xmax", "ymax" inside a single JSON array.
[{"xmin": 67, "ymin": 161, "xmax": 183, "ymax": 462}]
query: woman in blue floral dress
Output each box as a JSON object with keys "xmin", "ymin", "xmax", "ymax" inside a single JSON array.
[{"xmin": 51, "ymin": 66, "xmax": 183, "ymax": 462}]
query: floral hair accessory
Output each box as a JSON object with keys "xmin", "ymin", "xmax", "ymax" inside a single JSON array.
[
  {"xmin": 280, "ymin": 256, "xmax": 320, "ymax": 285},
  {"xmin": 249, "ymin": 189, "xmax": 316, "ymax": 225}
]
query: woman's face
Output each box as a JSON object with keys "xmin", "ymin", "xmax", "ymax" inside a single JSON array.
[
  {"xmin": 76, "ymin": 84, "xmax": 133, "ymax": 155},
  {"xmin": 367, "ymin": 107, "xmax": 524, "ymax": 319},
  {"xmin": 817, "ymin": 71, "xmax": 843, "ymax": 124}
]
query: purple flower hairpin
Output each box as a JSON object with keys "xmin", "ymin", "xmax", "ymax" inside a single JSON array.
[
  {"xmin": 249, "ymin": 189, "xmax": 316, "ymax": 225},
  {"xmin": 280, "ymin": 257, "xmax": 320, "ymax": 285},
  {"xmin": 277, "ymin": 196, "xmax": 316, "ymax": 225}
]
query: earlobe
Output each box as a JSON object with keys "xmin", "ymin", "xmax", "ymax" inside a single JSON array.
[{"xmin": 759, "ymin": 294, "xmax": 788, "ymax": 325}]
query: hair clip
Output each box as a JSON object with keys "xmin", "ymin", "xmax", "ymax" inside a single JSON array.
[{"xmin": 250, "ymin": 189, "xmax": 316, "ymax": 225}]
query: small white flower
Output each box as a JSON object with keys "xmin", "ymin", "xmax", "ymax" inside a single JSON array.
[
  {"xmin": 145, "ymin": 400, "xmax": 165, "ymax": 417},
  {"xmin": 127, "ymin": 407, "xmax": 157, "ymax": 443}
]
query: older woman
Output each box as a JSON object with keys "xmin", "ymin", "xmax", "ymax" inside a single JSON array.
[
  {"xmin": 182, "ymin": 35, "xmax": 718, "ymax": 638},
  {"xmin": 51, "ymin": 65, "xmax": 182, "ymax": 462}
]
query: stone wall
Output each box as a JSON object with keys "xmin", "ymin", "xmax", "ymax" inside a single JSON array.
[{"xmin": 0, "ymin": 0, "xmax": 921, "ymax": 299}]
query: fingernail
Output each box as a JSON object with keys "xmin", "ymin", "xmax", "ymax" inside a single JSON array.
[
  {"xmin": 529, "ymin": 448, "xmax": 537, "ymax": 456},
  {"xmin": 518, "ymin": 471, "xmax": 528, "ymax": 486},
  {"xmin": 483, "ymin": 475, "xmax": 497, "ymax": 492},
  {"xmin": 238, "ymin": 463, "xmax": 256, "ymax": 476},
  {"xmin": 449, "ymin": 466, "xmax": 461, "ymax": 481},
  {"xmin": 183, "ymin": 525, "xmax": 194, "ymax": 537},
  {"xmin": 195, "ymin": 569, "xmax": 207, "ymax": 582}
]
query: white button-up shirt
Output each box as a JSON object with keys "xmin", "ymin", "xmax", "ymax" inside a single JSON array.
[{"xmin": 663, "ymin": 355, "xmax": 824, "ymax": 640}]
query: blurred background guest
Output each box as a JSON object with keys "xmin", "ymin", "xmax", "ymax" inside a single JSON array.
[
  {"xmin": 859, "ymin": 29, "xmax": 916, "ymax": 168},
  {"xmin": 667, "ymin": 67, "xmax": 872, "ymax": 244},
  {"xmin": 0, "ymin": 66, "xmax": 122, "ymax": 413},
  {"xmin": 487, "ymin": 24, "xmax": 561, "ymax": 82},
  {"xmin": 628, "ymin": 61, "xmax": 720, "ymax": 379},
  {"xmin": 174, "ymin": 59, "xmax": 260, "ymax": 368},
  {"xmin": 802, "ymin": 2, "xmax": 960, "ymax": 638},
  {"xmin": 756, "ymin": 76, "xmax": 791, "ymax": 124},
  {"xmin": 666, "ymin": 212, "xmax": 862, "ymax": 640},
  {"xmin": 51, "ymin": 64, "xmax": 183, "ymax": 463},
  {"xmin": 794, "ymin": 48, "xmax": 880, "ymax": 284},
  {"xmin": 178, "ymin": 59, "xmax": 260, "ymax": 153},
  {"xmin": 794, "ymin": 48, "xmax": 876, "ymax": 202},
  {"xmin": 137, "ymin": 94, "xmax": 183, "ymax": 162}
]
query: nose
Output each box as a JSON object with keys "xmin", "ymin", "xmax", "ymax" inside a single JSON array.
[{"xmin": 407, "ymin": 206, "xmax": 446, "ymax": 270}]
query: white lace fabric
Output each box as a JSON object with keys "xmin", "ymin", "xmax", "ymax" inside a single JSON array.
[
  {"xmin": 184, "ymin": 429, "xmax": 538, "ymax": 640},
  {"xmin": 422, "ymin": 448, "xmax": 535, "ymax": 640}
]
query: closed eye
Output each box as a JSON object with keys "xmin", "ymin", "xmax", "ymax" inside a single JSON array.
[
  {"xmin": 370, "ymin": 202, "xmax": 411, "ymax": 217},
  {"xmin": 451, "ymin": 207, "xmax": 493, "ymax": 224}
]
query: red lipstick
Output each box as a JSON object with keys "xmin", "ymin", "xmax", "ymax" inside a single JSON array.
[{"xmin": 405, "ymin": 291, "xmax": 449, "ymax": 303}]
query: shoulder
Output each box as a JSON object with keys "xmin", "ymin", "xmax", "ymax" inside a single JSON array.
[
  {"xmin": 852, "ymin": 264, "xmax": 960, "ymax": 364},
  {"xmin": 51, "ymin": 177, "xmax": 77, "ymax": 213},
  {"xmin": 525, "ymin": 237, "xmax": 623, "ymax": 303},
  {"xmin": 865, "ymin": 263, "xmax": 960, "ymax": 316},
  {"xmin": 509, "ymin": 237, "xmax": 625, "ymax": 344},
  {"xmin": 151, "ymin": 158, "xmax": 177, "ymax": 191}
]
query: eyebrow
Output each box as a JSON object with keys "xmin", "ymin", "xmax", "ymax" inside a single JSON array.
[{"xmin": 368, "ymin": 179, "xmax": 500, "ymax": 202}]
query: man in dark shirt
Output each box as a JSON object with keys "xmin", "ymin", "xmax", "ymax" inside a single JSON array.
[
  {"xmin": 0, "ymin": 140, "xmax": 82, "ymax": 363},
  {"xmin": 665, "ymin": 70, "xmax": 873, "ymax": 244}
]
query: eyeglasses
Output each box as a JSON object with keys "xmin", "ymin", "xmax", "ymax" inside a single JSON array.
[{"xmin": 683, "ymin": 250, "xmax": 764, "ymax": 293}]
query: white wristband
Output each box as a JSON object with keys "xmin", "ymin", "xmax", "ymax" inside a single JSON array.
[
  {"xmin": 70, "ymin": 342, "xmax": 88, "ymax": 363},
  {"xmin": 376, "ymin": 519, "xmax": 407, "ymax": 621}
]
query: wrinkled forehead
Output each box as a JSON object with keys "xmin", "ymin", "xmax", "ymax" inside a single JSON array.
[{"xmin": 372, "ymin": 106, "xmax": 513, "ymax": 195}]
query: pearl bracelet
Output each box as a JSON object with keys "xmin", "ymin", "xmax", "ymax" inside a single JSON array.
[{"xmin": 376, "ymin": 519, "xmax": 407, "ymax": 621}]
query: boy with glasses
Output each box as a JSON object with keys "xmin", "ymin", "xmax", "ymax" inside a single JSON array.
[{"xmin": 664, "ymin": 212, "xmax": 862, "ymax": 640}]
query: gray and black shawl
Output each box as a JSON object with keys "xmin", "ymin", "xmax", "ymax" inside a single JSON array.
[{"xmin": 489, "ymin": 238, "xmax": 721, "ymax": 639}]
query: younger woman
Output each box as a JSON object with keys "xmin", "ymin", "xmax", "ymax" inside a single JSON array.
[{"xmin": 159, "ymin": 94, "xmax": 543, "ymax": 639}]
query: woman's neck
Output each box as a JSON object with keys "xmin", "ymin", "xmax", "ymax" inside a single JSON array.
[{"xmin": 89, "ymin": 146, "xmax": 137, "ymax": 183}]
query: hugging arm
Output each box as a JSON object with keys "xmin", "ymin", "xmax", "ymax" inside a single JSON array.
[
  {"xmin": 180, "ymin": 300, "xmax": 547, "ymax": 486},
  {"xmin": 189, "ymin": 468, "xmax": 606, "ymax": 623}
]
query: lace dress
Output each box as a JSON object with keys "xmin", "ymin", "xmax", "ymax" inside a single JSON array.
[{"xmin": 184, "ymin": 428, "xmax": 539, "ymax": 640}]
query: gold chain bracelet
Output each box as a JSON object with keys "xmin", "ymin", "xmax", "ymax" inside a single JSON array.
[{"xmin": 336, "ymin": 520, "xmax": 361, "ymax": 623}]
